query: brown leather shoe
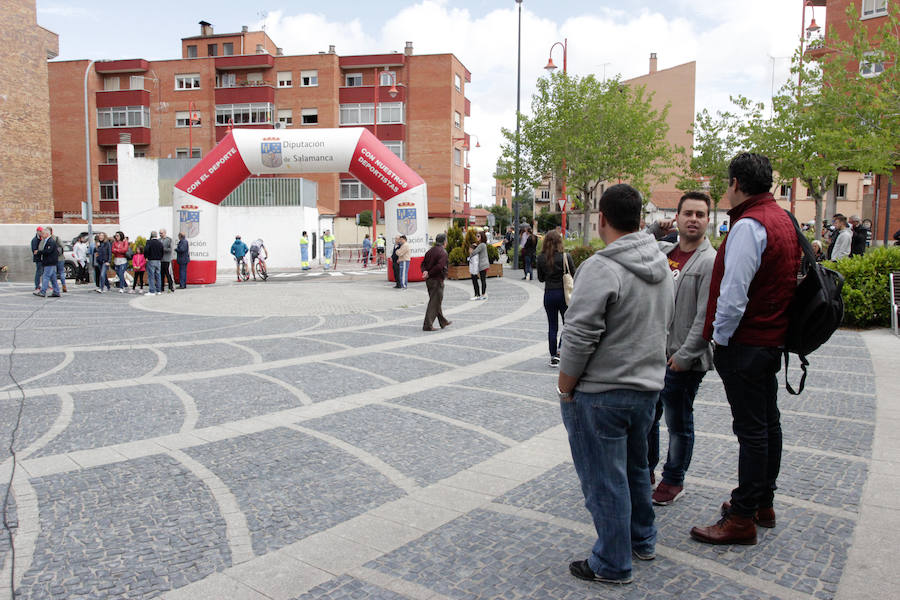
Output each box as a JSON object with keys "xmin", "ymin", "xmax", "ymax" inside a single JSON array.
[
  {"xmin": 690, "ymin": 513, "xmax": 757, "ymax": 545},
  {"xmin": 440, "ymin": 321, "xmax": 452, "ymax": 329},
  {"xmin": 720, "ymin": 501, "xmax": 776, "ymax": 528}
]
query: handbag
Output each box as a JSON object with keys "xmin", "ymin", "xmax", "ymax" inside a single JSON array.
[{"xmin": 562, "ymin": 252, "xmax": 574, "ymax": 305}]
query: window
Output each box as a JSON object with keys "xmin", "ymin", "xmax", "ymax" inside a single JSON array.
[
  {"xmin": 454, "ymin": 148, "xmax": 462, "ymax": 166},
  {"xmin": 339, "ymin": 103, "xmax": 374, "ymax": 125},
  {"xmin": 345, "ymin": 73, "xmax": 363, "ymax": 87},
  {"xmin": 223, "ymin": 42, "xmax": 234, "ymax": 56},
  {"xmin": 176, "ymin": 73, "xmax": 201, "ymax": 90},
  {"xmin": 133, "ymin": 150, "xmax": 146, "ymax": 158},
  {"xmin": 454, "ymin": 73, "xmax": 462, "ymax": 92},
  {"xmin": 860, "ymin": 52, "xmax": 885, "ymax": 77},
  {"xmin": 780, "ymin": 184, "xmax": 792, "ymax": 198},
  {"xmin": 129, "ymin": 76, "xmax": 143, "ymax": 90},
  {"xmin": 106, "ymin": 150, "xmax": 117, "ymax": 164},
  {"xmin": 175, "ymin": 148, "xmax": 201, "ymax": 159},
  {"xmin": 175, "ymin": 111, "xmax": 201, "ymax": 128},
  {"xmin": 340, "ymin": 179, "xmax": 373, "ymax": 200},
  {"xmin": 382, "ymin": 140, "xmax": 403, "ymax": 160},
  {"xmin": 186, "ymin": 45, "xmax": 197, "ymax": 58},
  {"xmin": 277, "ymin": 71, "xmax": 292, "ymax": 88},
  {"xmin": 377, "ymin": 102, "xmax": 404, "ymax": 124},
  {"xmin": 207, "ymin": 43, "xmax": 218, "ymax": 56},
  {"xmin": 103, "ymin": 77, "xmax": 119, "ymax": 91},
  {"xmin": 862, "ymin": 0, "xmax": 888, "ymax": 18},
  {"xmin": 97, "ymin": 106, "xmax": 151, "ymax": 128},
  {"xmin": 246, "ymin": 72, "xmax": 263, "ymax": 84},
  {"xmin": 100, "ymin": 181, "xmax": 118, "ymax": 200},
  {"xmin": 836, "ymin": 183, "xmax": 847, "ymax": 199},
  {"xmin": 454, "ymin": 185, "xmax": 461, "ymax": 202},
  {"xmin": 215, "ymin": 103, "xmax": 273, "ymax": 125},
  {"xmin": 300, "ymin": 70, "xmax": 318, "ymax": 87},
  {"xmin": 454, "ymin": 111, "xmax": 461, "ymax": 129},
  {"xmin": 380, "ymin": 71, "xmax": 395, "ymax": 86},
  {"xmin": 541, "ymin": 189, "xmax": 550, "ymax": 200},
  {"xmin": 216, "ymin": 72, "xmax": 236, "ymax": 88},
  {"xmin": 277, "ymin": 109, "xmax": 293, "ymax": 127},
  {"xmin": 301, "ymin": 108, "xmax": 318, "ymax": 125}
]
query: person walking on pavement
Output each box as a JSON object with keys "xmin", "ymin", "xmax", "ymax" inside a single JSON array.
[
  {"xmin": 557, "ymin": 184, "xmax": 674, "ymax": 585},
  {"xmin": 644, "ymin": 192, "xmax": 716, "ymax": 505},
  {"xmin": 396, "ymin": 235, "xmax": 411, "ymax": 289},
  {"xmin": 159, "ymin": 229, "xmax": 175, "ymax": 292},
  {"xmin": 34, "ymin": 228, "xmax": 62, "ymax": 298},
  {"xmin": 95, "ymin": 232, "xmax": 112, "ymax": 293},
  {"xmin": 391, "ymin": 235, "xmax": 402, "ymax": 288},
  {"xmin": 299, "ymin": 230, "xmax": 311, "ymax": 270},
  {"xmin": 176, "ymin": 232, "xmax": 190, "ymax": 288},
  {"xmin": 536, "ymin": 229, "xmax": 574, "ymax": 367},
  {"xmin": 421, "ymin": 233, "xmax": 452, "ymax": 331},
  {"xmin": 521, "ymin": 225, "xmax": 537, "ymax": 280},
  {"xmin": 690, "ymin": 153, "xmax": 800, "ymax": 546},
  {"xmin": 322, "ymin": 229, "xmax": 336, "ymax": 270},
  {"xmin": 31, "ymin": 226, "xmax": 44, "ymax": 293},
  {"xmin": 144, "ymin": 231, "xmax": 164, "ymax": 295}
]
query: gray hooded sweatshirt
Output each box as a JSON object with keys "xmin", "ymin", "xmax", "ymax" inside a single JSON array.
[{"xmin": 560, "ymin": 231, "xmax": 674, "ymax": 393}]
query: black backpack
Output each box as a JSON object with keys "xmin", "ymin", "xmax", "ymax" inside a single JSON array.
[{"xmin": 783, "ymin": 211, "xmax": 845, "ymax": 395}]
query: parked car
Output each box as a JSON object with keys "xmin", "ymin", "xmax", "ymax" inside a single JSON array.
[{"xmin": 62, "ymin": 241, "xmax": 78, "ymax": 280}]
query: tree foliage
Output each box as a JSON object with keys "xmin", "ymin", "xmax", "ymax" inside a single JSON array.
[{"xmin": 500, "ymin": 72, "xmax": 678, "ymax": 244}]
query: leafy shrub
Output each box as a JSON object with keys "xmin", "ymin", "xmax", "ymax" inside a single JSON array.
[
  {"xmin": 446, "ymin": 226, "xmax": 464, "ymax": 253},
  {"xmin": 824, "ymin": 246, "xmax": 900, "ymax": 327},
  {"xmin": 448, "ymin": 247, "xmax": 467, "ymax": 266},
  {"xmin": 487, "ymin": 244, "xmax": 499, "ymax": 264},
  {"xmin": 569, "ymin": 245, "xmax": 595, "ymax": 269}
]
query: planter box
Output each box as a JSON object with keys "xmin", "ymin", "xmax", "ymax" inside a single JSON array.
[{"xmin": 448, "ymin": 263, "xmax": 503, "ymax": 280}]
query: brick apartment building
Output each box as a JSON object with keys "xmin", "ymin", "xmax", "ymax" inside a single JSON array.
[
  {"xmin": 805, "ymin": 0, "xmax": 899, "ymax": 242},
  {"xmin": 0, "ymin": 0, "xmax": 58, "ymax": 223},
  {"xmin": 47, "ymin": 21, "xmax": 474, "ymax": 227}
]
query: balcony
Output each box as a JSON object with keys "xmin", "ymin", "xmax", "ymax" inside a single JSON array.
[
  {"xmin": 215, "ymin": 124, "xmax": 272, "ymax": 142},
  {"xmin": 98, "ymin": 164, "xmax": 118, "ymax": 180},
  {"xmin": 464, "ymin": 98, "xmax": 471, "ymax": 117},
  {"xmin": 339, "ymin": 54, "xmax": 406, "ymax": 69},
  {"xmin": 215, "ymin": 54, "xmax": 274, "ymax": 70},
  {"xmin": 97, "ymin": 128, "xmax": 150, "ymax": 146},
  {"xmin": 464, "ymin": 167, "xmax": 470, "ymax": 185},
  {"xmin": 96, "ymin": 89, "xmax": 150, "ymax": 108},
  {"xmin": 95, "ymin": 59, "xmax": 150, "ymax": 74},
  {"xmin": 339, "ymin": 85, "xmax": 406, "ymax": 104},
  {"xmin": 214, "ymin": 84, "xmax": 275, "ymax": 105}
]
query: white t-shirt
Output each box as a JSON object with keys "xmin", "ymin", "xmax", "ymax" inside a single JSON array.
[{"xmin": 250, "ymin": 239, "xmax": 265, "ymax": 254}]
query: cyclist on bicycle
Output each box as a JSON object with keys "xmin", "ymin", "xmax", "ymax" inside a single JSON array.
[
  {"xmin": 230, "ymin": 235, "xmax": 248, "ymax": 282},
  {"xmin": 250, "ymin": 238, "xmax": 268, "ymax": 280}
]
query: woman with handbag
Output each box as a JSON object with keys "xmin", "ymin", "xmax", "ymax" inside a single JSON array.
[{"xmin": 537, "ymin": 229, "xmax": 575, "ymax": 367}]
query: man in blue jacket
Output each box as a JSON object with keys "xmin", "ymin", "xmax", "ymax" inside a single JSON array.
[
  {"xmin": 31, "ymin": 226, "xmax": 44, "ymax": 293},
  {"xmin": 231, "ymin": 235, "xmax": 248, "ymax": 281},
  {"xmin": 34, "ymin": 228, "xmax": 61, "ymax": 297},
  {"xmin": 175, "ymin": 232, "xmax": 190, "ymax": 288}
]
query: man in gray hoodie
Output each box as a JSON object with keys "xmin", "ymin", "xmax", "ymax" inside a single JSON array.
[
  {"xmin": 645, "ymin": 192, "xmax": 715, "ymax": 506},
  {"xmin": 558, "ymin": 184, "xmax": 674, "ymax": 585}
]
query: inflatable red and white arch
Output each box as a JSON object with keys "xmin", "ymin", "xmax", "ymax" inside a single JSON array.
[{"xmin": 173, "ymin": 128, "xmax": 428, "ymax": 284}]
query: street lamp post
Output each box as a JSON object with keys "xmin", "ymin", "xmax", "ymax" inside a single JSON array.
[
  {"xmin": 545, "ymin": 38, "xmax": 568, "ymax": 238},
  {"xmin": 792, "ymin": 0, "xmax": 824, "ymax": 216},
  {"xmin": 373, "ymin": 67, "xmax": 399, "ymax": 257},
  {"xmin": 513, "ymin": 0, "xmax": 523, "ymax": 270},
  {"xmin": 83, "ymin": 59, "xmax": 97, "ymax": 261}
]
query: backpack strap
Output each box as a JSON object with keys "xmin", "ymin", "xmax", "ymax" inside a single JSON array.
[{"xmin": 783, "ymin": 349, "xmax": 808, "ymax": 395}]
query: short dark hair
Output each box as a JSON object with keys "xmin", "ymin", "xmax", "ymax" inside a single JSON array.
[
  {"xmin": 677, "ymin": 191, "xmax": 711, "ymax": 214},
  {"xmin": 833, "ymin": 213, "xmax": 847, "ymax": 225},
  {"xmin": 599, "ymin": 184, "xmax": 642, "ymax": 232},
  {"xmin": 728, "ymin": 152, "xmax": 773, "ymax": 196},
  {"xmin": 434, "ymin": 233, "xmax": 447, "ymax": 245},
  {"xmin": 302, "ymin": 231, "xmax": 307, "ymax": 236},
  {"xmin": 400, "ymin": 235, "xmax": 407, "ymax": 240}
]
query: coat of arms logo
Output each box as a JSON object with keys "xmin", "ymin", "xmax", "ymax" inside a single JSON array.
[
  {"xmin": 261, "ymin": 137, "xmax": 283, "ymax": 168},
  {"xmin": 178, "ymin": 205, "xmax": 200, "ymax": 239},
  {"xmin": 397, "ymin": 202, "xmax": 417, "ymax": 236}
]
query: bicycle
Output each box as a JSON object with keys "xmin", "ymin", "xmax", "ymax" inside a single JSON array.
[
  {"xmin": 239, "ymin": 257, "xmax": 250, "ymax": 281},
  {"xmin": 254, "ymin": 257, "xmax": 268, "ymax": 281}
]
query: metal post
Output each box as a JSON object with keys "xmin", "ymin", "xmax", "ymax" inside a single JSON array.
[
  {"xmin": 83, "ymin": 59, "xmax": 96, "ymax": 267},
  {"xmin": 513, "ymin": 0, "xmax": 523, "ymax": 270},
  {"xmin": 884, "ymin": 177, "xmax": 893, "ymax": 246}
]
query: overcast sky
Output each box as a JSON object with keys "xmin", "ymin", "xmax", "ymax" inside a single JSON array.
[{"xmin": 37, "ymin": 0, "xmax": 821, "ymax": 207}]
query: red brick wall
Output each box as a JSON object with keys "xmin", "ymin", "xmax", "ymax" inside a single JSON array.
[{"xmin": 0, "ymin": 0, "xmax": 58, "ymax": 222}]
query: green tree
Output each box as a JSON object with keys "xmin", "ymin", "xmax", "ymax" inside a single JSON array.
[
  {"xmin": 357, "ymin": 210, "xmax": 373, "ymax": 228},
  {"xmin": 676, "ymin": 108, "xmax": 740, "ymax": 233},
  {"xmin": 500, "ymin": 72, "xmax": 678, "ymax": 244},
  {"xmin": 488, "ymin": 204, "xmax": 511, "ymax": 232},
  {"xmin": 537, "ymin": 206, "xmax": 562, "ymax": 232}
]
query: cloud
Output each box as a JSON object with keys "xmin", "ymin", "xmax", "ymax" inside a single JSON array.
[{"xmin": 268, "ymin": 0, "xmax": 814, "ymax": 208}]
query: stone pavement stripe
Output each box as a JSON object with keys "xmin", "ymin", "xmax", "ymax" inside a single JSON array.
[
  {"xmin": 225, "ymin": 340, "xmax": 264, "ymax": 365},
  {"xmin": 220, "ymin": 552, "xmax": 333, "ymax": 600},
  {"xmin": 160, "ymin": 572, "xmax": 269, "ymax": 600},
  {"xmin": 380, "ymin": 401, "xmax": 518, "ymax": 447},
  {"xmin": 486, "ymin": 502, "xmax": 815, "ymax": 600},
  {"xmin": 380, "ymin": 350, "xmax": 458, "ymax": 370},
  {"xmin": 0, "ymin": 350, "xmax": 73, "ymax": 392},
  {"xmin": 249, "ymin": 372, "xmax": 313, "ymax": 406},
  {"xmin": 355, "ymin": 566, "xmax": 456, "ymax": 600},
  {"xmin": 0, "ymin": 469, "xmax": 39, "ymax": 597},
  {"xmin": 694, "ymin": 399, "xmax": 875, "ymax": 426},
  {"xmin": 145, "ymin": 347, "xmax": 168, "ymax": 377},
  {"xmin": 166, "ymin": 448, "xmax": 255, "ymax": 565},
  {"xmin": 318, "ymin": 360, "xmax": 398, "ymax": 385},
  {"xmin": 15, "ymin": 393, "xmax": 73, "ymax": 460},
  {"xmin": 158, "ymin": 380, "xmax": 198, "ymax": 433},
  {"xmin": 285, "ymin": 424, "xmax": 419, "ymax": 494},
  {"xmin": 837, "ymin": 329, "xmax": 900, "ymax": 600},
  {"xmin": 694, "ymin": 429, "xmax": 870, "ymax": 464},
  {"xmin": 444, "ymin": 382, "xmax": 557, "ymax": 406}
]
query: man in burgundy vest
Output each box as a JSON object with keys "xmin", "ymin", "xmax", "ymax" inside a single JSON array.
[{"xmin": 689, "ymin": 153, "xmax": 799, "ymax": 546}]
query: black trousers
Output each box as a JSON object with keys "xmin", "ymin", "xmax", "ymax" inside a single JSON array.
[
  {"xmin": 161, "ymin": 261, "xmax": 174, "ymax": 291},
  {"xmin": 424, "ymin": 277, "xmax": 449, "ymax": 328},
  {"xmin": 392, "ymin": 259, "xmax": 400, "ymax": 287},
  {"xmin": 132, "ymin": 271, "xmax": 145, "ymax": 289},
  {"xmin": 714, "ymin": 343, "xmax": 782, "ymax": 517},
  {"xmin": 470, "ymin": 270, "xmax": 487, "ymax": 296}
]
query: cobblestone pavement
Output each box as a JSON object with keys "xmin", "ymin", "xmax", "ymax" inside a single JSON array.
[{"xmin": 0, "ymin": 275, "xmax": 896, "ymax": 600}]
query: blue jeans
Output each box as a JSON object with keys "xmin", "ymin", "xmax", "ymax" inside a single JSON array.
[
  {"xmin": 543, "ymin": 288, "xmax": 567, "ymax": 357},
  {"xmin": 40, "ymin": 264, "xmax": 60, "ymax": 295},
  {"xmin": 561, "ymin": 389, "xmax": 657, "ymax": 580},
  {"xmin": 648, "ymin": 368, "xmax": 705, "ymax": 486},
  {"xmin": 114, "ymin": 261, "xmax": 127, "ymax": 290},
  {"xmin": 524, "ymin": 254, "xmax": 533, "ymax": 279},
  {"xmin": 399, "ymin": 261, "xmax": 409, "ymax": 288},
  {"xmin": 34, "ymin": 263, "xmax": 43, "ymax": 288},
  {"xmin": 57, "ymin": 260, "xmax": 66, "ymax": 288},
  {"xmin": 99, "ymin": 262, "xmax": 110, "ymax": 291},
  {"xmin": 147, "ymin": 260, "xmax": 161, "ymax": 293},
  {"xmin": 178, "ymin": 262, "xmax": 188, "ymax": 287}
]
